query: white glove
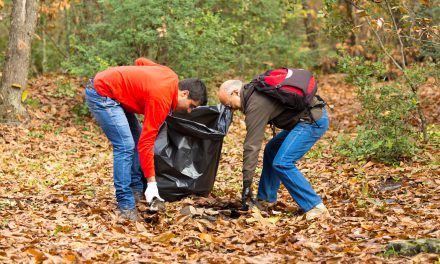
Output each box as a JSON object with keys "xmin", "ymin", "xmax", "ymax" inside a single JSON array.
[{"xmin": 144, "ymin": 182, "xmax": 164, "ymax": 203}]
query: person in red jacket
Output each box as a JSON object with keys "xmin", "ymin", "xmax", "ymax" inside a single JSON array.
[{"xmin": 85, "ymin": 58, "xmax": 208, "ymax": 221}]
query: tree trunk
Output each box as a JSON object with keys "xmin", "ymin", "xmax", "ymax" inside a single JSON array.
[
  {"xmin": 301, "ymin": 0, "xmax": 318, "ymax": 50},
  {"xmin": 64, "ymin": 4, "xmax": 70, "ymax": 59},
  {"xmin": 42, "ymin": 16, "xmax": 47, "ymax": 74},
  {"xmin": 0, "ymin": 0, "xmax": 39, "ymax": 123},
  {"xmin": 343, "ymin": 0, "xmax": 357, "ymax": 46}
]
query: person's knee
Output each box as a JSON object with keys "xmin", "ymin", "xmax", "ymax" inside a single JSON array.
[
  {"xmin": 272, "ymin": 161, "xmax": 285, "ymax": 173},
  {"xmin": 264, "ymin": 143, "xmax": 278, "ymax": 159},
  {"xmin": 263, "ymin": 146, "xmax": 274, "ymax": 158},
  {"xmin": 114, "ymin": 138, "xmax": 136, "ymax": 154},
  {"xmin": 272, "ymin": 158, "xmax": 296, "ymax": 175}
]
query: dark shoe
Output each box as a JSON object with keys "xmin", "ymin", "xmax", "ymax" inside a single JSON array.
[
  {"xmin": 134, "ymin": 192, "xmax": 146, "ymax": 204},
  {"xmin": 118, "ymin": 208, "xmax": 138, "ymax": 222}
]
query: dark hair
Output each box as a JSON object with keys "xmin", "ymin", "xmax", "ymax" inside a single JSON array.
[{"xmin": 178, "ymin": 78, "xmax": 208, "ymax": 106}]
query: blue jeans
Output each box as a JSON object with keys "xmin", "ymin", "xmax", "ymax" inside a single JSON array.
[
  {"xmin": 256, "ymin": 109, "xmax": 329, "ymax": 212},
  {"xmin": 85, "ymin": 82, "xmax": 144, "ymax": 210}
]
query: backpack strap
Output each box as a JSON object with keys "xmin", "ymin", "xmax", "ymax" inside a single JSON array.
[
  {"xmin": 314, "ymin": 95, "xmax": 327, "ymax": 108},
  {"xmin": 305, "ymin": 95, "xmax": 327, "ymax": 127},
  {"xmin": 242, "ymin": 82, "xmax": 256, "ymax": 112},
  {"xmin": 270, "ymin": 121, "xmax": 277, "ymax": 137}
]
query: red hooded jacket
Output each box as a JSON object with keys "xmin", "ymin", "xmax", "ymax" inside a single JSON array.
[{"xmin": 93, "ymin": 58, "xmax": 178, "ymax": 177}]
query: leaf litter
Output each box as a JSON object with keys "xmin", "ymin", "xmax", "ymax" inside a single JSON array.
[{"xmin": 0, "ymin": 74, "xmax": 439, "ymax": 263}]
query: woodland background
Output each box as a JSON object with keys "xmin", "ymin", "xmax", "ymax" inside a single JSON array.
[{"xmin": 0, "ymin": 0, "xmax": 439, "ymax": 263}]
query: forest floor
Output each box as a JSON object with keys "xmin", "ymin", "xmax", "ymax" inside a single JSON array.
[{"xmin": 0, "ymin": 74, "xmax": 439, "ymax": 263}]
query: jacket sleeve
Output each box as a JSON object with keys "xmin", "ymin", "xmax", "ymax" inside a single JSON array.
[
  {"xmin": 134, "ymin": 57, "xmax": 158, "ymax": 66},
  {"xmin": 137, "ymin": 97, "xmax": 170, "ymax": 177},
  {"xmin": 242, "ymin": 96, "xmax": 274, "ymax": 183}
]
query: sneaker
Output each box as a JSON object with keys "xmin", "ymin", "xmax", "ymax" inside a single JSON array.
[
  {"xmin": 305, "ymin": 203, "xmax": 330, "ymax": 221},
  {"xmin": 256, "ymin": 199, "xmax": 276, "ymax": 211},
  {"xmin": 118, "ymin": 208, "xmax": 138, "ymax": 222}
]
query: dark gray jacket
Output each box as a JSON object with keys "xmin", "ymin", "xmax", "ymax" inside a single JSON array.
[{"xmin": 240, "ymin": 86, "xmax": 324, "ymax": 182}]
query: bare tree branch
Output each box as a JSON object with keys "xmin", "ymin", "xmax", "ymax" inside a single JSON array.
[
  {"xmin": 366, "ymin": 19, "xmax": 404, "ymax": 71},
  {"xmin": 384, "ymin": 0, "xmax": 406, "ymax": 68},
  {"xmin": 343, "ymin": 0, "xmax": 428, "ymax": 142}
]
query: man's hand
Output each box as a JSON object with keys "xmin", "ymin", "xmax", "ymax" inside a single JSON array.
[
  {"xmin": 241, "ymin": 180, "xmax": 254, "ymax": 211},
  {"xmin": 144, "ymin": 182, "xmax": 164, "ymax": 204}
]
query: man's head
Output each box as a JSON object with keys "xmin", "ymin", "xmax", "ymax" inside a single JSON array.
[
  {"xmin": 218, "ymin": 80, "xmax": 243, "ymax": 110},
  {"xmin": 176, "ymin": 78, "xmax": 208, "ymax": 113}
]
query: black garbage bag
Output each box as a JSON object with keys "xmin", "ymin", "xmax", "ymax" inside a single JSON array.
[{"xmin": 154, "ymin": 104, "xmax": 233, "ymax": 201}]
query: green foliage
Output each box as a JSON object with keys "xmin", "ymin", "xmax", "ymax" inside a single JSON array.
[
  {"xmin": 72, "ymin": 102, "xmax": 90, "ymax": 125},
  {"xmin": 337, "ymin": 55, "xmax": 419, "ymax": 164},
  {"xmin": 41, "ymin": 124, "xmax": 53, "ymax": 131},
  {"xmin": 405, "ymin": 62, "xmax": 439, "ymax": 87},
  {"xmin": 0, "ymin": 199, "xmax": 16, "ymax": 209},
  {"xmin": 381, "ymin": 247, "xmax": 399, "ymax": 258},
  {"xmin": 29, "ymin": 131, "xmax": 44, "ymax": 138},
  {"xmin": 51, "ymin": 78, "xmax": 77, "ymax": 98},
  {"xmin": 63, "ymin": 0, "xmax": 236, "ymax": 78},
  {"xmin": 72, "ymin": 103, "xmax": 89, "ymax": 117},
  {"xmin": 427, "ymin": 125, "xmax": 440, "ymax": 147},
  {"xmin": 62, "ymin": 41, "xmax": 114, "ymax": 77},
  {"xmin": 413, "ymin": 3, "xmax": 440, "ymax": 62},
  {"xmin": 305, "ymin": 142, "xmax": 324, "ymax": 159},
  {"xmin": 322, "ymin": 1, "xmax": 354, "ymax": 44},
  {"xmin": 79, "ymin": 185, "xmax": 96, "ymax": 197},
  {"xmin": 26, "ymin": 98, "xmax": 42, "ymax": 108},
  {"xmin": 62, "ymin": 0, "xmax": 316, "ymax": 83},
  {"xmin": 54, "ymin": 127, "xmax": 63, "ymax": 135},
  {"xmin": 0, "ymin": 1, "xmax": 11, "ymax": 69}
]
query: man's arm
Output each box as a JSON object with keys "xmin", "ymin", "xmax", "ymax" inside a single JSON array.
[
  {"xmin": 137, "ymin": 98, "xmax": 169, "ymax": 178},
  {"xmin": 138, "ymin": 97, "xmax": 169, "ymax": 203},
  {"xmin": 242, "ymin": 95, "xmax": 274, "ymax": 184},
  {"xmin": 241, "ymin": 95, "xmax": 275, "ymax": 209}
]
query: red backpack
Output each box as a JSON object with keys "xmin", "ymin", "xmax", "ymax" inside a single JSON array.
[{"xmin": 244, "ymin": 68, "xmax": 319, "ymax": 112}]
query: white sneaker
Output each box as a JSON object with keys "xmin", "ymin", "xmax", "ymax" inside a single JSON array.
[{"xmin": 305, "ymin": 203, "xmax": 330, "ymax": 221}]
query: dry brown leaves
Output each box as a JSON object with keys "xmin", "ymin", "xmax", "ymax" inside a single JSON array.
[{"xmin": 0, "ymin": 74, "xmax": 439, "ymax": 263}]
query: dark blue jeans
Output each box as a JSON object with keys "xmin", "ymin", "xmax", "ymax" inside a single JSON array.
[
  {"xmin": 85, "ymin": 82, "xmax": 144, "ymax": 210},
  {"xmin": 256, "ymin": 109, "xmax": 329, "ymax": 212}
]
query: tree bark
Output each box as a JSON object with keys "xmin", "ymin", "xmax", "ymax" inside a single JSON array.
[
  {"xmin": 342, "ymin": 0, "xmax": 357, "ymax": 46},
  {"xmin": 64, "ymin": 4, "xmax": 70, "ymax": 59},
  {"xmin": 0, "ymin": 0, "xmax": 39, "ymax": 123},
  {"xmin": 301, "ymin": 0, "xmax": 318, "ymax": 50}
]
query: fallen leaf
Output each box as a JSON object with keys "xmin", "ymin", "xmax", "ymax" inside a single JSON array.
[
  {"xmin": 26, "ymin": 248, "xmax": 47, "ymax": 261},
  {"xmin": 267, "ymin": 216, "xmax": 280, "ymax": 224},
  {"xmin": 200, "ymin": 233, "xmax": 213, "ymax": 243},
  {"xmin": 21, "ymin": 89, "xmax": 28, "ymax": 102},
  {"xmin": 11, "ymin": 83, "xmax": 21, "ymax": 89},
  {"xmin": 154, "ymin": 232, "xmax": 175, "ymax": 243}
]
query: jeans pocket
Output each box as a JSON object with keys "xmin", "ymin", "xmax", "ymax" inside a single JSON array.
[
  {"xmin": 85, "ymin": 79, "xmax": 94, "ymax": 90},
  {"xmin": 101, "ymin": 97, "xmax": 120, "ymax": 108}
]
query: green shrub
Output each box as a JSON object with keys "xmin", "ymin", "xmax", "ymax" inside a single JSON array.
[
  {"xmin": 26, "ymin": 98, "xmax": 42, "ymax": 108},
  {"xmin": 337, "ymin": 55, "xmax": 419, "ymax": 164},
  {"xmin": 62, "ymin": 42, "xmax": 114, "ymax": 78},
  {"xmin": 72, "ymin": 103, "xmax": 89, "ymax": 117},
  {"xmin": 29, "ymin": 131, "xmax": 44, "ymax": 138},
  {"xmin": 72, "ymin": 103, "xmax": 90, "ymax": 125},
  {"xmin": 61, "ymin": 0, "xmax": 318, "ymax": 83},
  {"xmin": 51, "ymin": 78, "xmax": 77, "ymax": 98}
]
